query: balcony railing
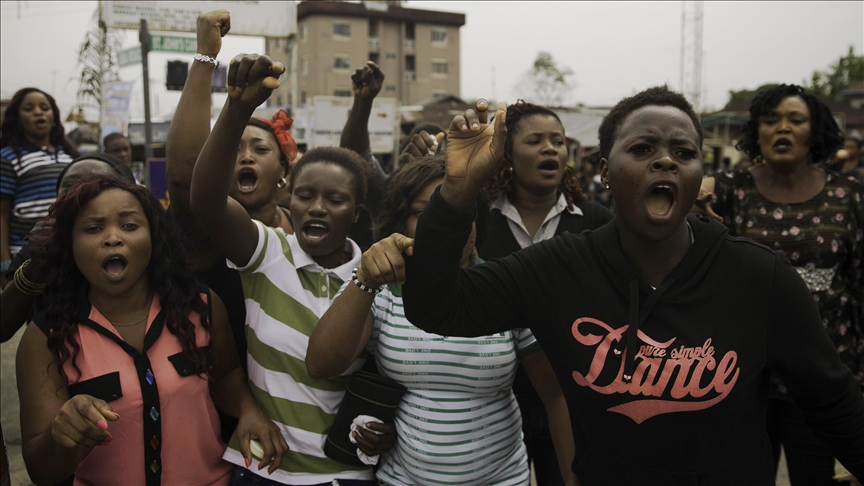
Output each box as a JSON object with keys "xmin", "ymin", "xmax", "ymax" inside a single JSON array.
[
  {"xmin": 368, "ymin": 38, "xmax": 380, "ymax": 52},
  {"xmin": 404, "ymin": 71, "xmax": 416, "ymax": 81},
  {"xmin": 404, "ymin": 39, "xmax": 415, "ymax": 51}
]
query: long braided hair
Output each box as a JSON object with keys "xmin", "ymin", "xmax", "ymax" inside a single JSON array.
[{"xmin": 484, "ymin": 100, "xmax": 585, "ymax": 209}]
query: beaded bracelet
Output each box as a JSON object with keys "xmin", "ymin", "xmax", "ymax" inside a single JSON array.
[
  {"xmin": 351, "ymin": 267, "xmax": 382, "ymax": 295},
  {"xmin": 13, "ymin": 259, "xmax": 45, "ymax": 295}
]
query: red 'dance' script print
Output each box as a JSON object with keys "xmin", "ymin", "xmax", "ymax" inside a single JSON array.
[{"xmin": 570, "ymin": 317, "xmax": 740, "ymax": 424}]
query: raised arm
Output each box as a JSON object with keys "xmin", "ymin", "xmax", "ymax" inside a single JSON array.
[
  {"xmin": 340, "ymin": 62, "xmax": 384, "ymax": 155},
  {"xmin": 166, "ymin": 11, "xmax": 230, "ymax": 232},
  {"xmin": 189, "ymin": 54, "xmax": 284, "ymax": 267},
  {"xmin": 403, "ymin": 100, "xmax": 540, "ymax": 337},
  {"xmin": 307, "ymin": 233, "xmax": 413, "ymax": 378}
]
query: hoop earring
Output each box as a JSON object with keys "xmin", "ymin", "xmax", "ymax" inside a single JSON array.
[{"xmin": 277, "ymin": 177, "xmax": 287, "ymax": 189}]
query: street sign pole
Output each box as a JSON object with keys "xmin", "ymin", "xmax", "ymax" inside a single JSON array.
[{"xmin": 139, "ymin": 19, "xmax": 153, "ymax": 162}]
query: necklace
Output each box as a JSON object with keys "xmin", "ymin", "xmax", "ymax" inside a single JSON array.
[{"xmin": 111, "ymin": 315, "xmax": 148, "ymax": 327}]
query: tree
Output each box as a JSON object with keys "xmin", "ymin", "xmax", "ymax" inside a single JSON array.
[
  {"xmin": 806, "ymin": 46, "xmax": 864, "ymax": 101},
  {"xmin": 514, "ymin": 51, "xmax": 574, "ymax": 107},
  {"xmin": 73, "ymin": 6, "xmax": 123, "ymax": 124}
]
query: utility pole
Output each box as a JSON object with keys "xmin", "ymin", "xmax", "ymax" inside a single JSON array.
[
  {"xmin": 139, "ymin": 19, "xmax": 153, "ymax": 162},
  {"xmin": 679, "ymin": 0, "xmax": 704, "ymax": 112}
]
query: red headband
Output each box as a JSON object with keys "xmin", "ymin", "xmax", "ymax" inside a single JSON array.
[{"xmin": 253, "ymin": 109, "xmax": 298, "ymax": 162}]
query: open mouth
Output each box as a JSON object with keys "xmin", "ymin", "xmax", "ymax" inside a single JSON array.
[
  {"xmin": 537, "ymin": 160, "xmax": 560, "ymax": 176},
  {"xmin": 646, "ymin": 184, "xmax": 675, "ymax": 216},
  {"xmin": 34, "ymin": 118, "xmax": 48, "ymax": 128},
  {"xmin": 773, "ymin": 138, "xmax": 793, "ymax": 153},
  {"xmin": 237, "ymin": 168, "xmax": 259, "ymax": 193},
  {"xmin": 102, "ymin": 255, "xmax": 128, "ymax": 278},
  {"xmin": 301, "ymin": 221, "xmax": 330, "ymax": 242}
]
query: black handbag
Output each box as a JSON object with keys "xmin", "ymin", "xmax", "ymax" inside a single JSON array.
[{"xmin": 324, "ymin": 370, "xmax": 406, "ymax": 467}]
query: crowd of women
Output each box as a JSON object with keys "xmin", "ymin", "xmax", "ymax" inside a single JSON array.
[{"xmin": 1, "ymin": 9, "xmax": 862, "ymax": 486}]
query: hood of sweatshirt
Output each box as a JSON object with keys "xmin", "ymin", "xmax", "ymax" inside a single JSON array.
[{"xmin": 586, "ymin": 213, "xmax": 730, "ymax": 382}]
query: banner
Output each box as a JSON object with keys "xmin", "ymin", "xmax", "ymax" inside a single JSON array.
[
  {"xmin": 100, "ymin": 82, "xmax": 135, "ymax": 140},
  {"xmin": 103, "ymin": 1, "xmax": 296, "ymax": 37}
]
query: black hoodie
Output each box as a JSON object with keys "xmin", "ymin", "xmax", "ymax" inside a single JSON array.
[{"xmin": 403, "ymin": 188, "xmax": 864, "ymax": 485}]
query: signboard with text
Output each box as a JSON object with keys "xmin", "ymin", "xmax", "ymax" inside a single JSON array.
[
  {"xmin": 100, "ymin": 82, "xmax": 135, "ymax": 137},
  {"xmin": 118, "ymin": 34, "xmax": 200, "ymax": 67},
  {"xmin": 309, "ymin": 96, "xmax": 397, "ymax": 154},
  {"xmin": 103, "ymin": 1, "xmax": 296, "ymax": 37}
]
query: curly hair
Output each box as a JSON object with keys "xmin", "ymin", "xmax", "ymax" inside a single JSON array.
[
  {"xmin": 376, "ymin": 155, "xmax": 489, "ymax": 248},
  {"xmin": 598, "ymin": 85, "xmax": 702, "ymax": 162},
  {"xmin": 0, "ymin": 87, "xmax": 80, "ymax": 160},
  {"xmin": 289, "ymin": 146, "xmax": 370, "ymax": 207},
  {"xmin": 735, "ymin": 84, "xmax": 844, "ymax": 164},
  {"xmin": 484, "ymin": 100, "xmax": 585, "ymax": 209},
  {"xmin": 33, "ymin": 174, "xmax": 210, "ymax": 383}
]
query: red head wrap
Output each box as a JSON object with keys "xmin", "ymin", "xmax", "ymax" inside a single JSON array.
[{"xmin": 252, "ymin": 109, "xmax": 298, "ymax": 162}]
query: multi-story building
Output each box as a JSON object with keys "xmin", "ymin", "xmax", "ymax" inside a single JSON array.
[{"xmin": 264, "ymin": 0, "xmax": 465, "ymax": 110}]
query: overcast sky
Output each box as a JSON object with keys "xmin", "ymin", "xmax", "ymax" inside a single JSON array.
[{"xmin": 1, "ymin": 1, "xmax": 862, "ymax": 123}]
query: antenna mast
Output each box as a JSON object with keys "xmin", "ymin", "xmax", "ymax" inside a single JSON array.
[{"xmin": 679, "ymin": 0, "xmax": 704, "ymax": 112}]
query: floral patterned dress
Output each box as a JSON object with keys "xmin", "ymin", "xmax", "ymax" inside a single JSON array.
[{"xmin": 712, "ymin": 168, "xmax": 864, "ymax": 398}]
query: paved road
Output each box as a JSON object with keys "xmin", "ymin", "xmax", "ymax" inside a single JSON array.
[{"xmin": 2, "ymin": 326, "xmax": 799, "ymax": 486}]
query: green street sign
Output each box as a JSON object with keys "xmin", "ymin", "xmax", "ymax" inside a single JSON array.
[
  {"xmin": 151, "ymin": 35, "xmax": 197, "ymax": 54},
  {"xmin": 119, "ymin": 46, "xmax": 142, "ymax": 67},
  {"xmin": 117, "ymin": 35, "xmax": 198, "ymax": 67}
]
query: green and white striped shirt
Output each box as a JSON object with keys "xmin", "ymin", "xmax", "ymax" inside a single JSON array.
[
  {"xmin": 355, "ymin": 282, "xmax": 539, "ymax": 486},
  {"xmin": 222, "ymin": 221, "xmax": 373, "ymax": 485}
]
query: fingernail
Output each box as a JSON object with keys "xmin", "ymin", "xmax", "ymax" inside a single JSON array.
[
  {"xmin": 97, "ymin": 419, "xmax": 108, "ymax": 430},
  {"xmin": 245, "ymin": 457, "xmax": 251, "ymax": 468},
  {"xmin": 102, "ymin": 436, "xmax": 113, "ymax": 445},
  {"xmin": 461, "ymin": 125, "xmax": 467, "ymax": 130},
  {"xmin": 472, "ymin": 123, "xmax": 479, "ymax": 129},
  {"xmin": 113, "ymin": 412, "xmax": 120, "ymax": 419}
]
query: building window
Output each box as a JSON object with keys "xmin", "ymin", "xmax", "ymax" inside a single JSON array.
[
  {"xmin": 333, "ymin": 22, "xmax": 351, "ymax": 38},
  {"xmin": 432, "ymin": 60, "xmax": 448, "ymax": 77},
  {"xmin": 300, "ymin": 56, "xmax": 308, "ymax": 75},
  {"xmin": 275, "ymin": 37, "xmax": 281, "ymax": 48},
  {"xmin": 405, "ymin": 22, "xmax": 415, "ymax": 40},
  {"xmin": 405, "ymin": 55, "xmax": 416, "ymax": 81},
  {"xmin": 300, "ymin": 91, "xmax": 308, "ymax": 104},
  {"xmin": 368, "ymin": 19, "xmax": 379, "ymax": 38},
  {"xmin": 432, "ymin": 90, "xmax": 448, "ymax": 98},
  {"xmin": 386, "ymin": 53, "xmax": 396, "ymax": 62},
  {"xmin": 369, "ymin": 52, "xmax": 380, "ymax": 65},
  {"xmin": 385, "ymin": 85, "xmax": 396, "ymax": 94},
  {"xmin": 334, "ymin": 88, "xmax": 352, "ymax": 97},
  {"xmin": 300, "ymin": 24, "xmax": 308, "ymax": 42},
  {"xmin": 334, "ymin": 55, "xmax": 352, "ymax": 71},
  {"xmin": 431, "ymin": 28, "xmax": 447, "ymax": 46}
]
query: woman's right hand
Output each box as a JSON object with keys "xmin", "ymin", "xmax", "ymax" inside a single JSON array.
[
  {"xmin": 196, "ymin": 10, "xmax": 230, "ymax": 58},
  {"xmin": 356, "ymin": 233, "xmax": 414, "ymax": 288},
  {"xmin": 442, "ymin": 99, "xmax": 508, "ymax": 208},
  {"xmin": 51, "ymin": 395, "xmax": 119, "ymax": 450},
  {"xmin": 227, "ymin": 54, "xmax": 284, "ymax": 109}
]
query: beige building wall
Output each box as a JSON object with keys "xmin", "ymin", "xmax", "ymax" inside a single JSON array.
[{"xmin": 265, "ymin": 2, "xmax": 463, "ymax": 109}]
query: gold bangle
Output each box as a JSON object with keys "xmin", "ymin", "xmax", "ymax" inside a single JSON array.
[{"xmin": 13, "ymin": 260, "xmax": 45, "ymax": 295}]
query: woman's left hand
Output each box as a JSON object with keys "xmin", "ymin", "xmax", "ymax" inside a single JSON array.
[
  {"xmin": 356, "ymin": 233, "xmax": 414, "ymax": 288},
  {"xmin": 236, "ymin": 405, "xmax": 289, "ymax": 474},
  {"xmin": 353, "ymin": 422, "xmax": 396, "ymax": 457}
]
